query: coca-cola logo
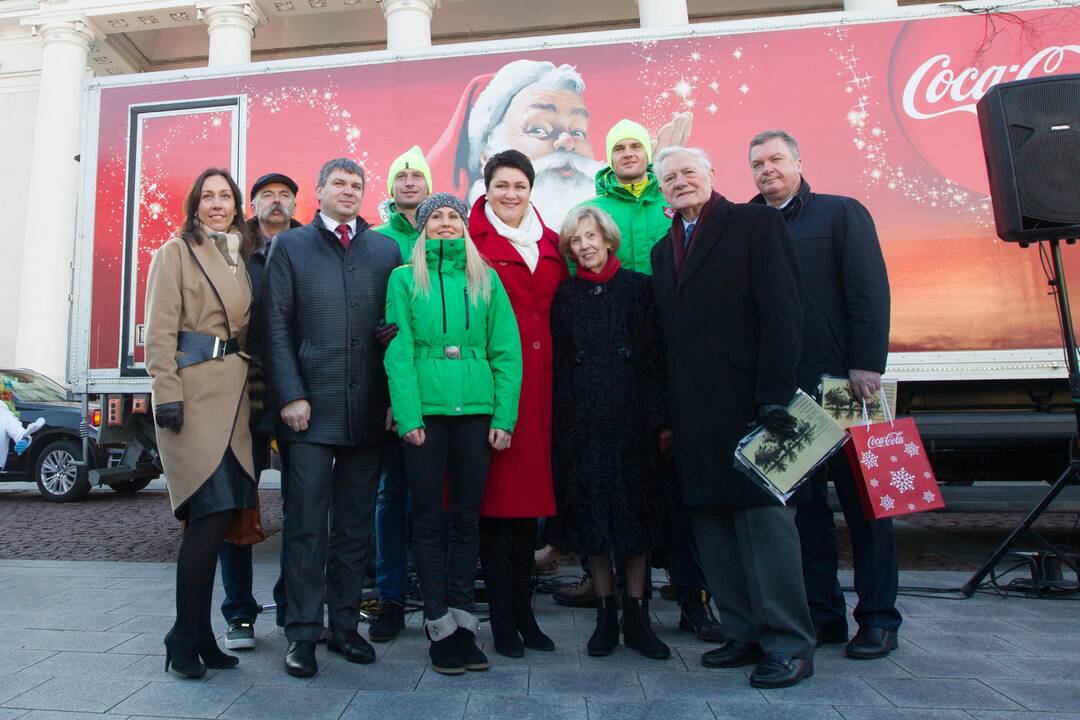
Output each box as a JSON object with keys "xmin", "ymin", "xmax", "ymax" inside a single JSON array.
[
  {"xmin": 868, "ymin": 431, "xmax": 905, "ymax": 449},
  {"xmin": 888, "ymin": 15, "xmax": 1080, "ymax": 191},
  {"xmin": 901, "ymin": 45, "xmax": 1080, "ymax": 120}
]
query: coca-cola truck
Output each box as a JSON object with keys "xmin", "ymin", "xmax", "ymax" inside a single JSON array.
[{"xmin": 70, "ymin": 1, "xmax": 1080, "ymax": 490}]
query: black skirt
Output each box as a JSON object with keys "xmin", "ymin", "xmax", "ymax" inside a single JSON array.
[{"xmin": 176, "ymin": 447, "xmax": 256, "ymax": 522}]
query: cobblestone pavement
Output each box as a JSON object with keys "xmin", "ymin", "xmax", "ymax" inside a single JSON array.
[{"xmin": 0, "ymin": 560, "xmax": 1079, "ymax": 720}]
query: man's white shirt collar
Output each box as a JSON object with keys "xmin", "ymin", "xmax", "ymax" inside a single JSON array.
[{"xmin": 318, "ymin": 212, "xmax": 357, "ymax": 236}]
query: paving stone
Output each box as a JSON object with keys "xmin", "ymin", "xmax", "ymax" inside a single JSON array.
[
  {"xmin": 899, "ymin": 632, "xmax": 1030, "ymax": 656},
  {"xmin": 121, "ymin": 655, "xmax": 220, "ymax": 684},
  {"xmin": 107, "ymin": 634, "xmax": 166, "ymax": 656},
  {"xmin": 981, "ymin": 680, "xmax": 1080, "ymax": 713},
  {"xmin": 528, "ymin": 667, "xmax": 642, "ymax": 698},
  {"xmin": 0, "ymin": 674, "xmax": 52, "ymax": 705},
  {"xmin": 0, "ymin": 650, "xmax": 55, "ymax": 676},
  {"xmin": 105, "ymin": 616, "xmax": 180, "ymax": 637},
  {"xmin": 2, "ymin": 677, "xmax": 148, "ymax": 713},
  {"xmin": 111, "ymin": 680, "xmax": 248, "ymax": 718},
  {"xmin": 836, "ymin": 707, "xmax": 973, "ymax": 719},
  {"xmin": 985, "ymin": 655, "xmax": 1080, "ymax": 679},
  {"xmin": 14, "ymin": 712, "xmax": 132, "ymax": 719},
  {"xmin": 465, "ymin": 693, "xmax": 586, "ymax": 720},
  {"xmin": 307, "ymin": 660, "xmax": 425, "ymax": 691},
  {"xmin": 991, "ymin": 633, "xmax": 1080, "ymax": 656},
  {"xmin": 416, "ymin": 665, "xmax": 529, "ymax": 696},
  {"xmin": 15, "ymin": 613, "xmax": 130, "ymax": 633},
  {"xmin": 577, "ymin": 645, "xmax": 686, "ymax": 671},
  {"xmin": 15, "ymin": 630, "xmax": 135, "ymax": 653},
  {"xmin": 709, "ymin": 700, "xmax": 843, "ymax": 719},
  {"xmin": 12, "ymin": 651, "xmax": 143, "ymax": 679},
  {"xmin": 0, "ymin": 711, "xmax": 24, "ymax": 720},
  {"xmin": 808, "ymin": 647, "xmax": 912, "ymax": 678},
  {"xmin": 477, "ymin": 644, "xmax": 580, "ymax": 668},
  {"xmin": 758, "ymin": 676, "xmax": 891, "ymax": 707},
  {"xmin": 637, "ymin": 670, "xmax": 764, "ymax": 703},
  {"xmin": 970, "ymin": 712, "xmax": 1080, "ymax": 720},
  {"xmin": 340, "ymin": 690, "xmax": 468, "ymax": 720},
  {"xmin": 888, "ymin": 650, "xmax": 1018, "ymax": 678},
  {"xmin": 867, "ymin": 677, "xmax": 1023, "ymax": 710},
  {"xmin": 219, "ymin": 684, "xmax": 355, "ymax": 720},
  {"xmin": 586, "ymin": 697, "xmax": 715, "ymax": 720}
]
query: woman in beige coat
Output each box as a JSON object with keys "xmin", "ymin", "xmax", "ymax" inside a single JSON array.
[{"xmin": 145, "ymin": 168, "xmax": 257, "ymax": 679}]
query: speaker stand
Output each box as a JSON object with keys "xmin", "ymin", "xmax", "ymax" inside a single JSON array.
[{"xmin": 962, "ymin": 237, "xmax": 1080, "ymax": 597}]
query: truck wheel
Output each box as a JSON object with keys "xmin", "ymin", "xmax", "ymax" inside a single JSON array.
[
  {"xmin": 34, "ymin": 439, "xmax": 91, "ymax": 503},
  {"xmin": 109, "ymin": 478, "xmax": 152, "ymax": 494}
]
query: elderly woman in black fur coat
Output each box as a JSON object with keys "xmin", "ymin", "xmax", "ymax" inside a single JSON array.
[{"xmin": 551, "ymin": 205, "xmax": 671, "ymax": 661}]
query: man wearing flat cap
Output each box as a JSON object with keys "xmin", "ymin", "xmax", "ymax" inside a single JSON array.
[{"xmin": 215, "ymin": 171, "xmax": 302, "ymax": 652}]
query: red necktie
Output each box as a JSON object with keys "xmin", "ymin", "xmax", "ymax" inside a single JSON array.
[{"xmin": 336, "ymin": 223, "xmax": 350, "ymax": 250}]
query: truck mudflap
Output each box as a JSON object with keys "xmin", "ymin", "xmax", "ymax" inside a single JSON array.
[{"xmin": 90, "ymin": 412, "xmax": 162, "ymax": 486}]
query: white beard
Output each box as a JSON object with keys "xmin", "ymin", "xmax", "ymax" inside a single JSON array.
[{"xmin": 470, "ymin": 151, "xmax": 604, "ymax": 228}]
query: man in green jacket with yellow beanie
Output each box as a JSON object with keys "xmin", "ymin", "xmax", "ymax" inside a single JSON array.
[
  {"xmin": 579, "ymin": 119, "xmax": 671, "ymax": 274},
  {"xmin": 374, "ymin": 145, "xmax": 433, "ymax": 261}
]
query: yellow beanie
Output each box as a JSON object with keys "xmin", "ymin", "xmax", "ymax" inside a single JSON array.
[
  {"xmin": 386, "ymin": 145, "xmax": 433, "ymax": 196},
  {"xmin": 605, "ymin": 119, "xmax": 652, "ymax": 167}
]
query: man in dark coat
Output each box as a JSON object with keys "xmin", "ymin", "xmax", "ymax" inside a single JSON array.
[
  {"xmin": 216, "ymin": 172, "xmax": 303, "ymax": 652},
  {"xmin": 651, "ymin": 146, "xmax": 815, "ymax": 689},
  {"xmin": 749, "ymin": 130, "xmax": 899, "ymax": 659},
  {"xmin": 265, "ymin": 158, "xmax": 402, "ymax": 678}
]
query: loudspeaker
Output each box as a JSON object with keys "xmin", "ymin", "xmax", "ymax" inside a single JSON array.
[{"xmin": 977, "ymin": 73, "xmax": 1080, "ymax": 245}]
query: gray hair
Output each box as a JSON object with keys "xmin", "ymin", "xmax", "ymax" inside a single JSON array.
[
  {"xmin": 316, "ymin": 157, "xmax": 366, "ymax": 190},
  {"xmin": 654, "ymin": 146, "xmax": 713, "ymax": 179},
  {"xmin": 748, "ymin": 130, "xmax": 800, "ymax": 160},
  {"xmin": 558, "ymin": 205, "xmax": 622, "ymax": 258}
]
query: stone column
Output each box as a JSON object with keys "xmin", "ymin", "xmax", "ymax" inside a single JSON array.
[
  {"xmin": 636, "ymin": 0, "xmax": 689, "ymax": 28},
  {"xmin": 197, "ymin": 2, "xmax": 265, "ymax": 66},
  {"xmin": 381, "ymin": 0, "xmax": 439, "ymax": 51},
  {"xmin": 14, "ymin": 17, "xmax": 95, "ymax": 381},
  {"xmin": 843, "ymin": 0, "xmax": 898, "ymax": 11}
]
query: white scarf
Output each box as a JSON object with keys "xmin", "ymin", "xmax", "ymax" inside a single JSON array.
[{"xmin": 485, "ymin": 201, "xmax": 542, "ymax": 272}]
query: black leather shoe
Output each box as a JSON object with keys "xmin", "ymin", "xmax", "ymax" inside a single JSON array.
[
  {"xmin": 284, "ymin": 640, "xmax": 318, "ymax": 678},
  {"xmin": 328, "ymin": 629, "xmax": 376, "ymax": 664},
  {"xmin": 845, "ymin": 627, "xmax": 898, "ymax": 659},
  {"xmin": 815, "ymin": 622, "xmax": 849, "ymax": 647},
  {"xmin": 750, "ymin": 653, "xmax": 814, "ymax": 689},
  {"xmin": 701, "ymin": 640, "xmax": 764, "ymax": 668},
  {"xmin": 679, "ymin": 594, "xmax": 725, "ymax": 643}
]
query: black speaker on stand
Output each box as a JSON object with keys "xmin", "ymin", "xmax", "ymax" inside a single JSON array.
[{"xmin": 962, "ymin": 73, "xmax": 1080, "ymax": 596}]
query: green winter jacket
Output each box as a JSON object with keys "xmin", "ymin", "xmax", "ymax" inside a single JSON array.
[
  {"xmin": 383, "ymin": 238, "xmax": 522, "ymax": 436},
  {"xmin": 579, "ymin": 165, "xmax": 671, "ymax": 275},
  {"xmin": 373, "ymin": 205, "xmax": 420, "ymax": 261}
]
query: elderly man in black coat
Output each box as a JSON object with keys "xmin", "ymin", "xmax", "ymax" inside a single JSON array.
[
  {"xmin": 749, "ymin": 130, "xmax": 899, "ymax": 660},
  {"xmin": 651, "ymin": 146, "xmax": 816, "ymax": 689},
  {"xmin": 265, "ymin": 157, "xmax": 402, "ymax": 678}
]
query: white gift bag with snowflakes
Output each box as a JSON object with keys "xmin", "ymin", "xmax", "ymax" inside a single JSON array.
[{"xmin": 844, "ymin": 392, "xmax": 944, "ymax": 520}]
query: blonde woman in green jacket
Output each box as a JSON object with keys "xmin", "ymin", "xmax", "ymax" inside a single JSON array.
[{"xmin": 384, "ymin": 192, "xmax": 523, "ymax": 676}]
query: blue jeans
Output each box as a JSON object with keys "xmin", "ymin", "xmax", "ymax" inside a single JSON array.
[{"xmin": 375, "ymin": 433, "xmax": 409, "ymax": 607}]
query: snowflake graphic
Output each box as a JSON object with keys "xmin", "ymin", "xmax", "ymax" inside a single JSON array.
[
  {"xmin": 890, "ymin": 468, "xmax": 916, "ymax": 494},
  {"xmin": 922, "ymin": 490, "xmax": 937, "ymax": 504},
  {"xmin": 890, "ymin": 455, "xmax": 898, "ymax": 463},
  {"xmin": 880, "ymin": 495, "xmax": 895, "ymax": 511},
  {"xmin": 860, "ymin": 450, "xmax": 878, "ymax": 469},
  {"xmin": 907, "ymin": 503, "xmax": 917, "ymax": 511},
  {"xmin": 923, "ymin": 471, "xmax": 932, "ymax": 479},
  {"xmin": 869, "ymin": 478, "xmax": 879, "ymax": 488},
  {"xmin": 904, "ymin": 442, "xmax": 920, "ymax": 457}
]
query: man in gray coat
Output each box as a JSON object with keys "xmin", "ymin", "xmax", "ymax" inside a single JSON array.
[{"xmin": 265, "ymin": 157, "xmax": 402, "ymax": 678}]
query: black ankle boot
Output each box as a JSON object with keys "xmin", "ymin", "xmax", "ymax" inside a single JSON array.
[
  {"xmin": 164, "ymin": 629, "xmax": 207, "ymax": 678},
  {"xmin": 587, "ymin": 595, "xmax": 620, "ymax": 657},
  {"xmin": 622, "ymin": 595, "xmax": 671, "ymax": 660},
  {"xmin": 512, "ymin": 597, "xmax": 555, "ymax": 652},
  {"xmin": 198, "ymin": 633, "xmax": 239, "ymax": 669},
  {"xmin": 489, "ymin": 602, "xmax": 524, "ymax": 658},
  {"xmin": 426, "ymin": 614, "xmax": 466, "ymax": 676}
]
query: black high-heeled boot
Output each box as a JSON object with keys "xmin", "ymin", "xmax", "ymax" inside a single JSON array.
[
  {"xmin": 480, "ymin": 519, "xmax": 523, "ymax": 658},
  {"xmin": 587, "ymin": 595, "xmax": 620, "ymax": 657},
  {"xmin": 509, "ymin": 520, "xmax": 554, "ymax": 652},
  {"xmin": 198, "ymin": 586, "xmax": 238, "ymax": 669},
  {"xmin": 164, "ymin": 629, "xmax": 208, "ymax": 679}
]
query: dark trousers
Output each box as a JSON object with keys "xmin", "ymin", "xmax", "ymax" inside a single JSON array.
[
  {"xmin": 283, "ymin": 441, "xmax": 381, "ymax": 642},
  {"xmin": 666, "ymin": 514, "xmax": 709, "ymax": 607},
  {"xmin": 403, "ymin": 415, "xmax": 490, "ymax": 620},
  {"xmin": 375, "ymin": 433, "xmax": 409, "ymax": 607},
  {"xmin": 795, "ymin": 451, "xmax": 902, "ymax": 632},
  {"xmin": 690, "ymin": 504, "xmax": 816, "ymax": 659},
  {"xmin": 218, "ymin": 430, "xmax": 271, "ymax": 625}
]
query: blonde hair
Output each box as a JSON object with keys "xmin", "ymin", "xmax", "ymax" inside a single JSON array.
[
  {"xmin": 409, "ymin": 226, "xmax": 492, "ymax": 305},
  {"xmin": 558, "ymin": 205, "xmax": 622, "ymax": 258}
]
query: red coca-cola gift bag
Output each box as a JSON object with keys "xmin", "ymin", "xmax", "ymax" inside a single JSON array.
[{"xmin": 845, "ymin": 391, "xmax": 945, "ymax": 520}]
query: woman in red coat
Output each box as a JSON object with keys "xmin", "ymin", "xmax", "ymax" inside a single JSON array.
[{"xmin": 469, "ymin": 150, "xmax": 567, "ymax": 658}]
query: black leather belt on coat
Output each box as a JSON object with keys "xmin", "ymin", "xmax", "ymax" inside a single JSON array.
[{"xmin": 175, "ymin": 331, "xmax": 241, "ymax": 369}]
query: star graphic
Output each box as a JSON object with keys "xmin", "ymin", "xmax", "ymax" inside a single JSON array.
[
  {"xmin": 738, "ymin": 83, "xmax": 750, "ymax": 95},
  {"xmin": 732, "ymin": 48, "xmax": 743, "ymax": 60}
]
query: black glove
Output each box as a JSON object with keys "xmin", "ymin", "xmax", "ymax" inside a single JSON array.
[
  {"xmin": 375, "ymin": 319, "xmax": 399, "ymax": 347},
  {"xmin": 758, "ymin": 404, "xmax": 797, "ymax": 438},
  {"xmin": 155, "ymin": 401, "xmax": 184, "ymax": 431}
]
